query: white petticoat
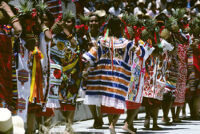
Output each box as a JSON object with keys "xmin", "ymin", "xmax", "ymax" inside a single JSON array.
[
  {"xmin": 84, "ymin": 95, "xmax": 126, "ymax": 110},
  {"xmin": 46, "ymin": 98, "xmax": 60, "ymax": 109}
]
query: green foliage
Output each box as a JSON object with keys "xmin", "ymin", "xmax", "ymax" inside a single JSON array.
[
  {"xmin": 127, "ymin": 14, "xmax": 138, "ymax": 26},
  {"xmin": 160, "ymin": 28, "xmax": 170, "ymax": 40},
  {"xmin": 51, "ymin": 23, "xmax": 62, "ymax": 35},
  {"xmin": 35, "ymin": 1, "xmax": 48, "ymax": 14},
  {"xmin": 122, "ymin": 13, "xmax": 129, "ymax": 24},
  {"xmin": 9, "ymin": 0, "xmax": 33, "ymax": 15},
  {"xmin": 62, "ymin": 10, "xmax": 75, "ymax": 21},
  {"xmin": 143, "ymin": 19, "xmax": 156, "ymax": 32},
  {"xmin": 166, "ymin": 17, "xmax": 179, "ymax": 32},
  {"xmin": 189, "ymin": 17, "xmax": 200, "ymax": 36},
  {"xmin": 141, "ymin": 29, "xmax": 149, "ymax": 41},
  {"xmin": 79, "ymin": 14, "xmax": 90, "ymax": 25},
  {"xmin": 172, "ymin": 8, "xmax": 186, "ymax": 20}
]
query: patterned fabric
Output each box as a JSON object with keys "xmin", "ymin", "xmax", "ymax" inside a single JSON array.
[
  {"xmin": 165, "ymin": 47, "xmax": 178, "ymax": 98},
  {"xmin": 143, "ymin": 56, "xmax": 164, "ymax": 100},
  {"xmin": 126, "ymin": 40, "xmax": 154, "ymax": 109},
  {"xmin": 45, "ymin": 63, "xmax": 62, "ymax": 109},
  {"xmin": 83, "ymin": 36, "xmax": 133, "ymax": 113},
  {"xmin": 174, "ymin": 43, "xmax": 188, "ymax": 106},
  {"xmin": 193, "ymin": 44, "xmax": 200, "ymax": 78},
  {"xmin": 143, "ymin": 39, "xmax": 174, "ymax": 101},
  {"xmin": 187, "ymin": 45, "xmax": 196, "ymax": 92},
  {"xmin": 45, "ymin": 0, "xmax": 63, "ymax": 18},
  {"xmin": 50, "ymin": 34, "xmax": 80, "ymax": 110},
  {"xmin": 0, "ymin": 25, "xmax": 13, "ymax": 109},
  {"xmin": 39, "ymin": 32, "xmax": 59, "ymax": 111},
  {"xmin": 186, "ymin": 43, "xmax": 200, "ymax": 100},
  {"xmin": 11, "ymin": 55, "xmax": 18, "ymax": 111},
  {"xmin": 16, "ymin": 39, "xmax": 31, "ymax": 122}
]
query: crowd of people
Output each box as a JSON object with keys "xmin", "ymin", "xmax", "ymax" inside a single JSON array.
[{"xmin": 0, "ymin": 0, "xmax": 200, "ymax": 134}]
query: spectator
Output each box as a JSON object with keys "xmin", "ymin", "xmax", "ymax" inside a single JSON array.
[
  {"xmin": 134, "ymin": 0, "xmax": 147, "ymax": 15},
  {"xmin": 125, "ymin": 2, "xmax": 135, "ymax": 15},
  {"xmin": 147, "ymin": 1, "xmax": 160, "ymax": 18},
  {"xmin": 162, "ymin": 1, "xmax": 175, "ymax": 17},
  {"xmin": 108, "ymin": 0, "xmax": 122, "ymax": 16},
  {"xmin": 156, "ymin": 0, "xmax": 167, "ymax": 11},
  {"xmin": 84, "ymin": 0, "xmax": 96, "ymax": 16},
  {"xmin": 192, "ymin": 0, "xmax": 200, "ymax": 14}
]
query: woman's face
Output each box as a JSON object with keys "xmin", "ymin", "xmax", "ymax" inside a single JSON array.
[
  {"xmin": 64, "ymin": 19, "xmax": 74, "ymax": 32},
  {"xmin": 89, "ymin": 15, "xmax": 99, "ymax": 32}
]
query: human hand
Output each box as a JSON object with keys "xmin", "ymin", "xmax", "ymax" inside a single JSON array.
[
  {"xmin": 57, "ymin": 20, "xmax": 64, "ymax": 28},
  {"xmin": 0, "ymin": 1, "xmax": 13, "ymax": 16},
  {"xmin": 82, "ymin": 71, "xmax": 88, "ymax": 79},
  {"xmin": 0, "ymin": 1, "xmax": 11, "ymax": 11}
]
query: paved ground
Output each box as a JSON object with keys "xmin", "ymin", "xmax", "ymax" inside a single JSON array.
[{"xmin": 50, "ymin": 104, "xmax": 200, "ymax": 134}]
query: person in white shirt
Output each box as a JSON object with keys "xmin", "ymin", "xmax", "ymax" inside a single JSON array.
[
  {"xmin": 147, "ymin": 1, "xmax": 160, "ymax": 18},
  {"xmin": 162, "ymin": 1, "xmax": 175, "ymax": 17},
  {"xmin": 134, "ymin": 0, "xmax": 147, "ymax": 15},
  {"xmin": 108, "ymin": 0, "xmax": 122, "ymax": 16}
]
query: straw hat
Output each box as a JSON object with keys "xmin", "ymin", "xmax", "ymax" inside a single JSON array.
[
  {"xmin": 196, "ymin": 1, "xmax": 200, "ymax": 6},
  {"xmin": 137, "ymin": 0, "xmax": 145, "ymax": 5},
  {"xmin": 93, "ymin": 10, "xmax": 106, "ymax": 17},
  {"xmin": 136, "ymin": 10, "xmax": 144, "ymax": 17},
  {"xmin": 155, "ymin": 11, "xmax": 168, "ymax": 19},
  {"xmin": 0, "ymin": 108, "xmax": 25, "ymax": 134},
  {"xmin": 143, "ymin": 13, "xmax": 152, "ymax": 19}
]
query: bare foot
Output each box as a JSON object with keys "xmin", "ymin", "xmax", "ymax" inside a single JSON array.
[
  {"xmin": 122, "ymin": 122, "xmax": 136, "ymax": 134},
  {"xmin": 109, "ymin": 124, "xmax": 116, "ymax": 134}
]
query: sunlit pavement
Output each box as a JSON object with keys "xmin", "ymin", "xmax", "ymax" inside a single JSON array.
[{"xmin": 50, "ymin": 104, "xmax": 200, "ymax": 134}]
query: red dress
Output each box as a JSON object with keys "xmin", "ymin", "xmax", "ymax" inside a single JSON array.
[
  {"xmin": 0, "ymin": 25, "xmax": 13, "ymax": 108},
  {"xmin": 174, "ymin": 43, "xmax": 188, "ymax": 106}
]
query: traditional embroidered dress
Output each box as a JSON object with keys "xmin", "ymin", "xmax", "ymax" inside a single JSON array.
[
  {"xmin": 173, "ymin": 34, "xmax": 190, "ymax": 106},
  {"xmin": 193, "ymin": 43, "xmax": 200, "ymax": 96},
  {"xmin": 186, "ymin": 42, "xmax": 200, "ymax": 101},
  {"xmin": 51, "ymin": 34, "xmax": 80, "ymax": 111},
  {"xmin": 143, "ymin": 39, "xmax": 174, "ymax": 101},
  {"xmin": 81, "ymin": 37, "xmax": 98, "ymax": 94},
  {"xmin": 165, "ymin": 49, "xmax": 178, "ymax": 101},
  {"xmin": 194, "ymin": 44, "xmax": 200, "ymax": 79},
  {"xmin": 16, "ymin": 39, "xmax": 31, "ymax": 122},
  {"xmin": 193, "ymin": 43, "xmax": 200, "ymax": 94},
  {"xmin": 46, "ymin": 63, "xmax": 62, "ymax": 109},
  {"xmin": 173, "ymin": 44, "xmax": 188, "ymax": 106},
  {"xmin": 0, "ymin": 25, "xmax": 14, "ymax": 109},
  {"xmin": 143, "ymin": 57, "xmax": 164, "ymax": 100},
  {"xmin": 83, "ymin": 36, "xmax": 133, "ymax": 114},
  {"xmin": 126, "ymin": 40, "xmax": 154, "ymax": 109}
]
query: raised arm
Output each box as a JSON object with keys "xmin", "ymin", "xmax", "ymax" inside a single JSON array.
[{"xmin": 0, "ymin": 1, "xmax": 22, "ymax": 35}]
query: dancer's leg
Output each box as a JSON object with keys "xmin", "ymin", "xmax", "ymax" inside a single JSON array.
[
  {"xmin": 152, "ymin": 107, "xmax": 162, "ymax": 130},
  {"xmin": 88, "ymin": 105, "xmax": 98, "ymax": 128}
]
